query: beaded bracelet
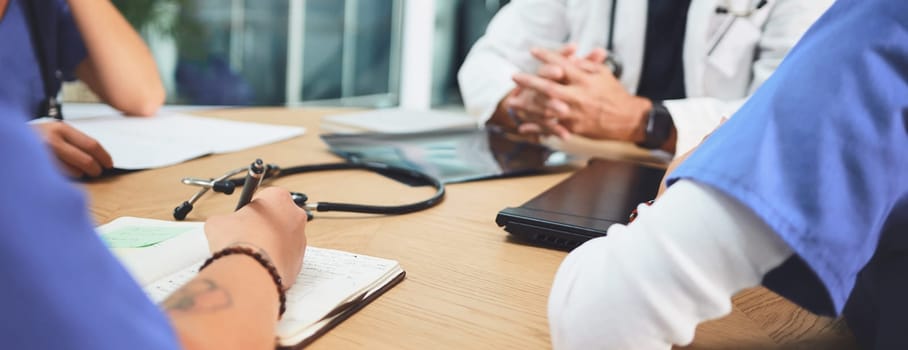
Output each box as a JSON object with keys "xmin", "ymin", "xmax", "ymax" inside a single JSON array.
[
  {"xmin": 627, "ymin": 200, "xmax": 655, "ymax": 223},
  {"xmin": 199, "ymin": 246, "xmax": 287, "ymax": 318}
]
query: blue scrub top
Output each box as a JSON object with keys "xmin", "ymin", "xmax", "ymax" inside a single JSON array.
[
  {"xmin": 0, "ymin": 106, "xmax": 180, "ymax": 347},
  {"xmin": 0, "ymin": 1, "xmax": 178, "ymax": 348},
  {"xmin": 669, "ymin": 0, "xmax": 907, "ymax": 325},
  {"xmin": 0, "ymin": 0, "xmax": 86, "ymax": 121}
]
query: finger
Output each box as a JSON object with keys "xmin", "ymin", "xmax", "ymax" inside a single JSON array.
[
  {"xmin": 249, "ymin": 187, "xmax": 308, "ymax": 225},
  {"xmin": 530, "ymin": 48, "xmax": 589, "ymax": 83},
  {"xmin": 52, "ymin": 140, "xmax": 104, "ymax": 177},
  {"xmin": 585, "ymin": 48, "xmax": 608, "ymax": 64},
  {"xmin": 506, "ymin": 88, "xmax": 549, "ymax": 121},
  {"xmin": 59, "ymin": 124, "xmax": 114, "ymax": 169},
  {"xmin": 544, "ymin": 118, "xmax": 573, "ymax": 139},
  {"xmin": 60, "ymin": 162, "xmax": 83, "ymax": 178},
  {"xmin": 531, "ymin": 47, "xmax": 572, "ymax": 66},
  {"xmin": 558, "ymin": 43, "xmax": 578, "ymax": 57},
  {"xmin": 513, "ymin": 102, "xmax": 547, "ymax": 124},
  {"xmin": 574, "ymin": 58, "xmax": 605, "ymax": 74},
  {"xmin": 517, "ymin": 123, "xmax": 544, "ymax": 135},
  {"xmin": 545, "ymin": 99, "xmax": 571, "ymax": 119},
  {"xmin": 251, "ymin": 186, "xmax": 296, "ymax": 208},
  {"xmin": 537, "ymin": 63, "xmax": 566, "ymax": 82},
  {"xmin": 512, "ymin": 73, "xmax": 578, "ymax": 105}
]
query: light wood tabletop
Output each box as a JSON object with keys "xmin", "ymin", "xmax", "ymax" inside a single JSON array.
[{"xmin": 83, "ymin": 108, "xmax": 855, "ymax": 349}]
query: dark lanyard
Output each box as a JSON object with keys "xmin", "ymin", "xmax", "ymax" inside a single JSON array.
[
  {"xmin": 607, "ymin": 0, "xmax": 617, "ymax": 53},
  {"xmin": 22, "ymin": 0, "xmax": 63, "ymax": 120},
  {"xmin": 604, "ymin": 0, "xmax": 623, "ymax": 78}
]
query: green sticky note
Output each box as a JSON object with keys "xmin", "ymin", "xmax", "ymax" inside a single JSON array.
[{"xmin": 101, "ymin": 226, "xmax": 192, "ymax": 248}]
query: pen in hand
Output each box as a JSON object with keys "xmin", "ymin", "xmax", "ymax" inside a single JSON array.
[{"xmin": 235, "ymin": 159, "xmax": 265, "ymax": 211}]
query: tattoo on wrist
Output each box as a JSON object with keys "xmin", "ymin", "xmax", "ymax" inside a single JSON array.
[{"xmin": 163, "ymin": 279, "xmax": 232, "ymax": 313}]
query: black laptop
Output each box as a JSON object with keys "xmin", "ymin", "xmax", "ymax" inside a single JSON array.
[{"xmin": 496, "ymin": 158, "xmax": 665, "ymax": 250}]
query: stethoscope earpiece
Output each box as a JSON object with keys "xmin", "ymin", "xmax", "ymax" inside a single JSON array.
[
  {"xmin": 173, "ymin": 201, "xmax": 194, "ymax": 221},
  {"xmin": 212, "ymin": 181, "xmax": 236, "ymax": 194}
]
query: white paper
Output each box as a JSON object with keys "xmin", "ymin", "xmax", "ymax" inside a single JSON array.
[
  {"xmin": 102, "ymin": 217, "xmax": 208, "ymax": 286},
  {"xmin": 322, "ymin": 108, "xmax": 476, "ymax": 134},
  {"xmin": 66, "ymin": 113, "xmax": 305, "ymax": 169},
  {"xmin": 62, "ymin": 103, "xmax": 226, "ymax": 121}
]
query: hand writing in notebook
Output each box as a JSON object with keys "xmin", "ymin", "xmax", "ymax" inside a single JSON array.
[
  {"xmin": 203, "ymin": 187, "xmax": 308, "ymax": 286},
  {"xmin": 163, "ymin": 187, "xmax": 309, "ymax": 349}
]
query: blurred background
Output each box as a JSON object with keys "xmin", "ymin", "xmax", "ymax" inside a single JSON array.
[{"xmin": 64, "ymin": 0, "xmax": 511, "ymax": 110}]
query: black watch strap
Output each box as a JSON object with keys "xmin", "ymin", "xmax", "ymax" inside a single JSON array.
[{"xmin": 637, "ymin": 102, "xmax": 674, "ymax": 149}]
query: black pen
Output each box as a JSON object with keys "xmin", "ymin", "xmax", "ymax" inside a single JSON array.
[{"xmin": 235, "ymin": 159, "xmax": 265, "ymax": 211}]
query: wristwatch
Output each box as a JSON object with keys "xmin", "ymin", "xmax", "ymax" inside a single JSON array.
[{"xmin": 637, "ymin": 102, "xmax": 675, "ymax": 149}]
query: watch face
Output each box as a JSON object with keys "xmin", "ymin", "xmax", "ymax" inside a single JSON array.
[{"xmin": 637, "ymin": 103, "xmax": 673, "ymax": 149}]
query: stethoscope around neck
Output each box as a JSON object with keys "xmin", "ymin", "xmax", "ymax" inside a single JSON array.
[
  {"xmin": 173, "ymin": 159, "xmax": 446, "ymax": 221},
  {"xmin": 23, "ymin": 0, "xmax": 64, "ymax": 120},
  {"xmin": 603, "ymin": 0, "xmax": 770, "ymax": 78}
]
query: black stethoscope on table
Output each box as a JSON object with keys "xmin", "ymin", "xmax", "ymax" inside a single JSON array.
[
  {"xmin": 173, "ymin": 158, "xmax": 446, "ymax": 221},
  {"xmin": 603, "ymin": 0, "xmax": 769, "ymax": 78}
]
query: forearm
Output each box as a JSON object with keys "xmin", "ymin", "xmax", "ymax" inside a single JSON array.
[
  {"xmin": 549, "ymin": 180, "xmax": 792, "ymax": 349},
  {"xmin": 68, "ymin": 0, "xmax": 164, "ymax": 116},
  {"xmin": 164, "ymin": 256, "xmax": 280, "ymax": 350}
]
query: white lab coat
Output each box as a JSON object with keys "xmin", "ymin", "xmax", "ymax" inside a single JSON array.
[{"xmin": 458, "ymin": 0, "xmax": 832, "ymax": 155}]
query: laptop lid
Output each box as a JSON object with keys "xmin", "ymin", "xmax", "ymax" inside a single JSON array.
[{"xmin": 496, "ymin": 158, "xmax": 665, "ymax": 250}]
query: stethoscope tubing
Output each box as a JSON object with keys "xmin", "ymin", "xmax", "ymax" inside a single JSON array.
[
  {"xmin": 175, "ymin": 160, "xmax": 446, "ymax": 220},
  {"xmin": 224, "ymin": 162, "xmax": 446, "ymax": 215}
]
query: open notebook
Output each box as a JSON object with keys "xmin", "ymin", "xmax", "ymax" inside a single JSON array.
[{"xmin": 101, "ymin": 217, "xmax": 405, "ymax": 348}]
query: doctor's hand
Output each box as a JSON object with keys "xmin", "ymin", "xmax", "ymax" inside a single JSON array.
[
  {"xmin": 32, "ymin": 122, "xmax": 113, "ymax": 178},
  {"xmin": 204, "ymin": 187, "xmax": 309, "ymax": 287},
  {"xmin": 492, "ymin": 44, "xmax": 605, "ymax": 129},
  {"xmin": 512, "ymin": 47, "xmax": 652, "ymax": 142}
]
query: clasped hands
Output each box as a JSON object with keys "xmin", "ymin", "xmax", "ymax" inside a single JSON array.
[{"xmin": 506, "ymin": 44, "xmax": 652, "ymax": 143}]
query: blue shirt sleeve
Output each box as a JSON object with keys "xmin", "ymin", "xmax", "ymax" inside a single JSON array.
[
  {"xmin": 55, "ymin": 0, "xmax": 87, "ymax": 81},
  {"xmin": 668, "ymin": 0, "xmax": 908, "ymax": 316},
  {"xmin": 0, "ymin": 106, "xmax": 179, "ymax": 349}
]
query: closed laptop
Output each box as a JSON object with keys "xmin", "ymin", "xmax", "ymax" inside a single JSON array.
[{"xmin": 496, "ymin": 158, "xmax": 665, "ymax": 250}]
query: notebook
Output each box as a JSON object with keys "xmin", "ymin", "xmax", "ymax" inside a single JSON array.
[
  {"xmin": 101, "ymin": 217, "xmax": 405, "ymax": 348},
  {"xmin": 496, "ymin": 158, "xmax": 665, "ymax": 250}
]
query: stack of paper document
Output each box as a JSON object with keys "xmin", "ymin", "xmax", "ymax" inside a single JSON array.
[
  {"xmin": 66, "ymin": 113, "xmax": 305, "ymax": 169},
  {"xmin": 321, "ymin": 108, "xmax": 477, "ymax": 134}
]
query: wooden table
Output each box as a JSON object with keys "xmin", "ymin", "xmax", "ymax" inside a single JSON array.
[{"xmin": 84, "ymin": 108, "xmax": 856, "ymax": 349}]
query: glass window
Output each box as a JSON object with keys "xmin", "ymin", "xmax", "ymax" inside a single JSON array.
[
  {"xmin": 431, "ymin": 0, "xmax": 508, "ymax": 107},
  {"xmin": 109, "ymin": 0, "xmax": 401, "ymax": 107},
  {"xmin": 69, "ymin": 0, "xmax": 506, "ymax": 110}
]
